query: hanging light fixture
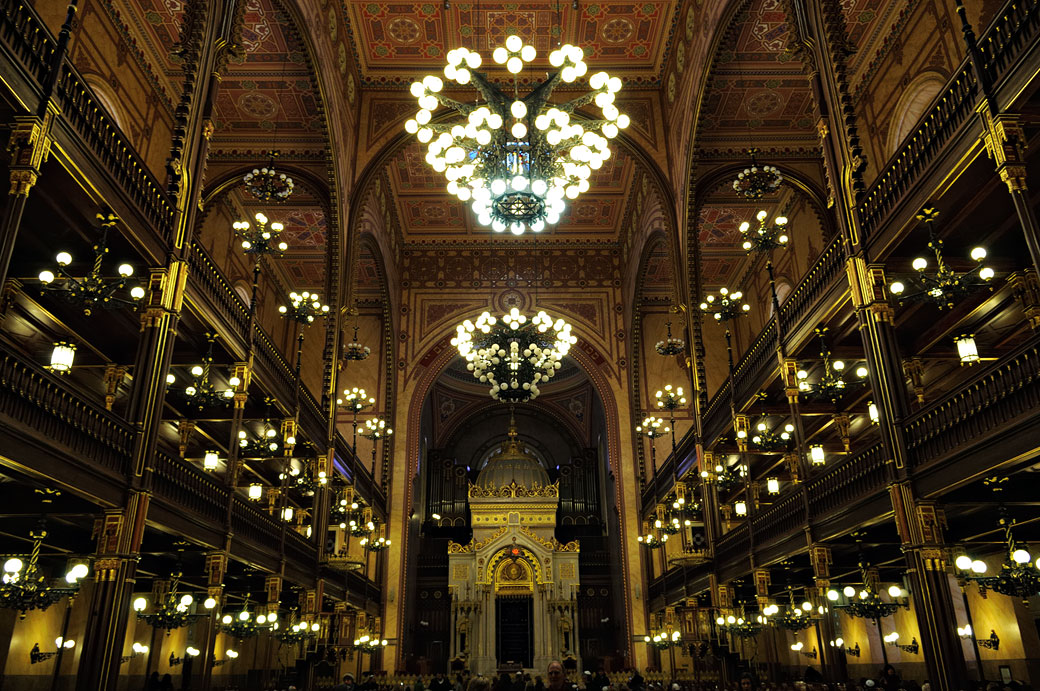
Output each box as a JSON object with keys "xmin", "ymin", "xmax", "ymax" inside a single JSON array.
[
  {"xmin": 38, "ymin": 212, "xmax": 145, "ymax": 315},
  {"xmin": 809, "ymin": 444, "xmax": 825, "ymax": 466},
  {"xmin": 169, "ymin": 335, "xmax": 235, "ymax": 410},
  {"xmin": 654, "ymin": 320, "xmax": 685, "ymax": 356},
  {"xmin": 0, "ymin": 524, "xmax": 88, "ymax": 617},
  {"xmin": 766, "ymin": 478, "xmax": 780, "ymax": 495},
  {"xmin": 340, "ymin": 387, "xmax": 375, "ymax": 450},
  {"xmin": 888, "ymin": 208, "xmax": 995, "ymax": 309},
  {"xmin": 797, "ymin": 328, "xmax": 868, "ymax": 404},
  {"xmin": 868, "ymin": 401, "xmax": 879, "ymax": 424},
  {"xmin": 699, "ymin": 287, "xmax": 750, "ymax": 322},
  {"xmin": 761, "ymin": 587, "xmax": 815, "ymax": 631},
  {"xmin": 826, "ymin": 564, "xmax": 908, "ymax": 620},
  {"xmin": 715, "ymin": 606, "xmax": 763, "ymax": 639},
  {"xmin": 643, "ymin": 629, "xmax": 682, "ymax": 649},
  {"xmin": 47, "ymin": 342, "xmax": 77, "ymax": 374},
  {"xmin": 238, "ymin": 399, "xmax": 285, "ymax": 458},
  {"xmin": 243, "ymin": 151, "xmax": 294, "ymax": 203},
  {"xmin": 132, "ymin": 571, "xmax": 208, "ymax": 631},
  {"xmin": 740, "ymin": 209, "xmax": 789, "ymax": 252},
  {"xmin": 405, "ymin": 37, "xmax": 629, "ymax": 235},
  {"xmin": 248, "ymin": 484, "xmax": 263, "ymax": 501},
  {"xmin": 279, "ymin": 291, "xmax": 330, "ymax": 325},
  {"xmin": 636, "ymin": 531, "xmax": 668, "ymax": 549},
  {"xmin": 451, "ymin": 308, "xmax": 575, "ymax": 403},
  {"xmin": 353, "ymin": 633, "xmax": 389, "ymax": 652},
  {"xmin": 954, "ymin": 334, "xmax": 980, "ymax": 365},
  {"xmin": 203, "ymin": 451, "xmax": 220, "ymax": 471},
  {"xmin": 343, "ymin": 311, "xmax": 371, "ymax": 361},
  {"xmin": 233, "ymin": 213, "xmax": 288, "ymax": 257},
  {"xmin": 218, "ymin": 599, "xmax": 275, "ymax": 640},
  {"xmin": 955, "ymin": 506, "xmax": 1040, "ymax": 599},
  {"xmin": 734, "ymin": 500, "xmax": 748, "ymax": 516},
  {"xmin": 731, "ymin": 148, "xmax": 782, "ymax": 199}
]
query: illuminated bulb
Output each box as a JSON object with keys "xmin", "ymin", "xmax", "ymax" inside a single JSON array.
[
  {"xmin": 1013, "ymin": 549, "xmax": 1031, "ymax": 564},
  {"xmin": 888, "ymin": 585, "xmax": 902, "ymax": 598}
]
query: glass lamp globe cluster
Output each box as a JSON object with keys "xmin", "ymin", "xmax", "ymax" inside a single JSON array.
[
  {"xmin": 405, "ymin": 36, "xmax": 629, "ymax": 235},
  {"xmin": 451, "ymin": 309, "xmax": 576, "ymax": 403}
]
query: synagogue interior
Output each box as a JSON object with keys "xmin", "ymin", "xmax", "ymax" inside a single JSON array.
[{"xmin": 1, "ymin": 0, "xmax": 1040, "ymax": 689}]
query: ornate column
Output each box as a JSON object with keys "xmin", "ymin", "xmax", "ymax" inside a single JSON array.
[
  {"xmin": 75, "ymin": 498, "xmax": 148, "ymax": 691},
  {"xmin": 808, "ymin": 544, "xmax": 846, "ymax": 681},
  {"xmin": 198, "ymin": 552, "xmax": 226, "ymax": 691},
  {"xmin": 890, "ymin": 487, "xmax": 968, "ymax": 689}
]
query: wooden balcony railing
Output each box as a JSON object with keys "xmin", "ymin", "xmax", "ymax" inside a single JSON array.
[
  {"xmin": 805, "ymin": 442, "xmax": 887, "ymax": 519},
  {"xmin": 0, "ymin": 339, "xmax": 133, "ymax": 478},
  {"xmin": 0, "ymin": 0, "xmax": 53, "ymax": 85},
  {"xmin": 980, "ymin": 0, "xmax": 1040, "ymax": 93},
  {"xmin": 151, "ymin": 450, "xmax": 229, "ymax": 526},
  {"xmin": 750, "ymin": 491, "xmax": 806, "ymax": 548},
  {"xmin": 905, "ymin": 336, "xmax": 1040, "ymax": 469}
]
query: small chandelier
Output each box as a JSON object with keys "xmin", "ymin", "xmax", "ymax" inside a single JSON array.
[
  {"xmin": 761, "ymin": 587, "xmax": 815, "ymax": 631},
  {"xmin": 219, "ymin": 599, "xmax": 276, "ymax": 640},
  {"xmin": 955, "ymin": 507, "xmax": 1040, "ymax": 600},
  {"xmin": 132, "ymin": 572, "xmax": 211, "ymax": 631},
  {"xmin": 233, "ymin": 213, "xmax": 288, "ymax": 257},
  {"xmin": 47, "ymin": 342, "xmax": 76, "ymax": 374},
  {"xmin": 715, "ymin": 608, "xmax": 763, "ymax": 639},
  {"xmin": 654, "ymin": 320, "xmax": 685, "ymax": 356},
  {"xmin": 243, "ymin": 151, "xmax": 294, "ymax": 203},
  {"xmin": 889, "ymin": 208, "xmax": 995, "ymax": 309},
  {"xmin": 286, "ymin": 459, "xmax": 327, "ymax": 495},
  {"xmin": 361, "ymin": 417, "xmax": 392, "ymax": 442},
  {"xmin": 643, "ymin": 629, "xmax": 682, "ymax": 649},
  {"xmin": 1, "ymin": 524, "xmax": 88, "ymax": 617},
  {"xmin": 826, "ymin": 565, "xmax": 907, "ymax": 620},
  {"xmin": 343, "ymin": 322, "xmax": 371, "ymax": 362},
  {"xmin": 275, "ymin": 612, "xmax": 320, "ymax": 645},
  {"xmin": 341, "ymin": 386, "xmax": 375, "ymax": 450},
  {"xmin": 279, "ymin": 291, "xmax": 330, "ymax": 325},
  {"xmin": 699, "ymin": 287, "xmax": 749, "ymax": 322},
  {"xmin": 798, "ymin": 328, "xmax": 868, "ymax": 404},
  {"xmin": 636, "ymin": 416, "xmax": 669, "ymax": 441},
  {"xmin": 636, "ymin": 531, "xmax": 668, "ymax": 549},
  {"xmin": 751, "ymin": 420, "xmax": 793, "ymax": 452},
  {"xmin": 740, "ymin": 209, "xmax": 789, "ymax": 253},
  {"xmin": 702, "ymin": 463, "xmax": 743, "ymax": 493},
  {"xmin": 451, "ymin": 308, "xmax": 576, "ymax": 403},
  {"xmin": 405, "ymin": 38, "xmax": 629, "ymax": 235},
  {"xmin": 38, "ymin": 212, "xmax": 145, "ymax": 315},
  {"xmin": 732, "ymin": 149, "xmax": 782, "ymax": 199},
  {"xmin": 168, "ymin": 335, "xmax": 236, "ymax": 410},
  {"xmin": 361, "ymin": 529, "xmax": 391, "ymax": 552},
  {"xmin": 239, "ymin": 401, "xmax": 289, "ymax": 458},
  {"xmin": 353, "ymin": 633, "xmax": 388, "ymax": 652}
]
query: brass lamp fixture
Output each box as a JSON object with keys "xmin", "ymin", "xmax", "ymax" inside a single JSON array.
[
  {"xmin": 46, "ymin": 342, "xmax": 76, "ymax": 374},
  {"xmin": 405, "ymin": 38, "xmax": 629, "ymax": 235},
  {"xmin": 168, "ymin": 334, "xmax": 236, "ymax": 411},
  {"xmin": 790, "ymin": 641, "xmax": 817, "ymax": 659},
  {"xmin": 132, "ymin": 571, "xmax": 212, "ymax": 630},
  {"xmin": 636, "ymin": 415, "xmax": 669, "ymax": 471},
  {"xmin": 655, "ymin": 385, "xmax": 686, "ymax": 452},
  {"xmin": 715, "ymin": 606, "xmax": 763, "ymax": 639},
  {"xmin": 883, "ymin": 631, "xmax": 919, "ymax": 654},
  {"xmin": 1, "ymin": 523, "xmax": 88, "ymax": 617},
  {"xmin": 30, "ymin": 638, "xmax": 75, "ymax": 664},
  {"xmin": 233, "ymin": 213, "xmax": 288, "ymax": 258},
  {"xmin": 353, "ymin": 632, "xmax": 388, "ymax": 652},
  {"xmin": 238, "ymin": 400, "xmax": 289, "ymax": 459},
  {"xmin": 739, "ymin": 209, "xmax": 789, "ymax": 252},
  {"xmin": 279, "ymin": 291, "xmax": 330, "ymax": 325},
  {"xmin": 360, "ymin": 530, "xmax": 391, "ymax": 553},
  {"xmin": 731, "ymin": 148, "xmax": 783, "ymax": 199},
  {"xmin": 275, "ymin": 609, "xmax": 321, "ymax": 645},
  {"xmin": 699, "ymin": 287, "xmax": 750, "ymax": 322},
  {"xmin": 957, "ymin": 624, "xmax": 999, "ymax": 650},
  {"xmin": 829, "ymin": 638, "xmax": 860, "ymax": 657},
  {"xmin": 243, "ymin": 151, "xmax": 294, "ymax": 203},
  {"xmin": 761, "ymin": 586, "xmax": 815, "ymax": 631},
  {"xmin": 955, "ymin": 506, "xmax": 1040, "ymax": 600},
  {"xmin": 360, "ymin": 416, "xmax": 393, "ymax": 477},
  {"xmin": 643, "ymin": 628, "xmax": 682, "ymax": 649},
  {"xmin": 636, "ymin": 530, "xmax": 668, "ymax": 549},
  {"xmin": 38, "ymin": 212, "xmax": 145, "ymax": 315},
  {"xmin": 218, "ymin": 598, "xmax": 276, "ymax": 640},
  {"xmin": 341, "ymin": 387, "xmax": 375, "ymax": 451},
  {"xmin": 654, "ymin": 320, "xmax": 685, "ymax": 356},
  {"xmin": 343, "ymin": 310, "xmax": 371, "ymax": 361},
  {"xmin": 826, "ymin": 571, "xmax": 908, "ymax": 620},
  {"xmin": 888, "ymin": 207, "xmax": 995, "ymax": 309},
  {"xmin": 451, "ymin": 309, "xmax": 576, "ymax": 403},
  {"xmin": 798, "ymin": 328, "xmax": 869, "ymax": 404}
]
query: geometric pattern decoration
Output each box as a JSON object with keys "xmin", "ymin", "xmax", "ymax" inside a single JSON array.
[{"xmin": 343, "ymin": 1, "xmax": 679, "ymax": 85}]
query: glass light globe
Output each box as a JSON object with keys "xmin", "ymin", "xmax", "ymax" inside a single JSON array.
[
  {"xmin": 971, "ymin": 559, "xmax": 987, "ymax": 574},
  {"xmin": 133, "ymin": 597, "xmax": 147, "ymax": 612},
  {"xmin": 955, "ymin": 555, "xmax": 972, "ymax": 570},
  {"xmin": 888, "ymin": 585, "xmax": 902, "ymax": 598},
  {"xmin": 1013, "ymin": 549, "xmax": 1031, "ymax": 564},
  {"xmin": 843, "ymin": 586, "xmax": 855, "ymax": 597}
]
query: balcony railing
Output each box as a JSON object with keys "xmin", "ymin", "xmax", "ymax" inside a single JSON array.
[
  {"xmin": 905, "ymin": 336, "xmax": 1040, "ymax": 469},
  {"xmin": 0, "ymin": 338, "xmax": 133, "ymax": 478},
  {"xmin": 980, "ymin": 0, "xmax": 1040, "ymax": 93},
  {"xmin": 151, "ymin": 450, "xmax": 229, "ymax": 526},
  {"xmin": 0, "ymin": 0, "xmax": 53, "ymax": 85},
  {"xmin": 806, "ymin": 442, "xmax": 887, "ymax": 519}
]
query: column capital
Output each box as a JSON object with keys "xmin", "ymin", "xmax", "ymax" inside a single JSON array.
[{"xmin": 7, "ymin": 113, "xmax": 55, "ymax": 196}]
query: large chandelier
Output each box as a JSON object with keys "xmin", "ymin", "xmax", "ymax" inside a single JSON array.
[
  {"xmin": 219, "ymin": 599, "xmax": 276, "ymax": 640},
  {"xmin": 132, "ymin": 572, "xmax": 210, "ymax": 631},
  {"xmin": 761, "ymin": 587, "xmax": 816, "ymax": 631},
  {"xmin": 1, "ymin": 524, "xmax": 88, "ymax": 617},
  {"xmin": 452, "ymin": 308, "xmax": 576, "ymax": 402},
  {"xmin": 243, "ymin": 151, "xmax": 294, "ymax": 203},
  {"xmin": 405, "ymin": 38, "xmax": 629, "ymax": 235},
  {"xmin": 798, "ymin": 328, "xmax": 869, "ymax": 404},
  {"xmin": 889, "ymin": 208, "xmax": 995, "ymax": 309},
  {"xmin": 38, "ymin": 212, "xmax": 145, "ymax": 315},
  {"xmin": 731, "ymin": 148, "xmax": 782, "ymax": 199},
  {"xmin": 826, "ymin": 567, "xmax": 907, "ymax": 620},
  {"xmin": 955, "ymin": 507, "xmax": 1040, "ymax": 600}
]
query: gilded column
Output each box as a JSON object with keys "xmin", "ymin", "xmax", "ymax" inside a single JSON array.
[
  {"xmin": 75, "ymin": 498, "xmax": 149, "ymax": 691},
  {"xmin": 890, "ymin": 487, "xmax": 968, "ymax": 689}
]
